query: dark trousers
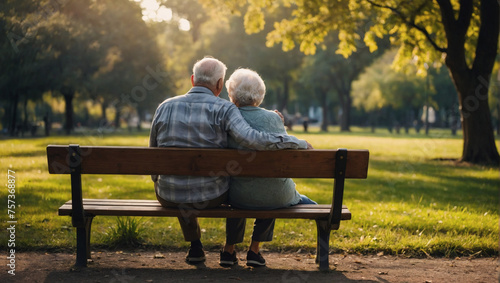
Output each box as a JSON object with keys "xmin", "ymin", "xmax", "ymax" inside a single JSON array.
[
  {"xmin": 226, "ymin": 218, "xmax": 275, "ymax": 245},
  {"xmin": 155, "ymin": 184, "xmax": 228, "ymax": 242}
]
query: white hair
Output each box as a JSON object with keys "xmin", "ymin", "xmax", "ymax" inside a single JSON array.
[
  {"xmin": 226, "ymin": 68, "xmax": 266, "ymax": 107},
  {"xmin": 192, "ymin": 57, "xmax": 227, "ymax": 86}
]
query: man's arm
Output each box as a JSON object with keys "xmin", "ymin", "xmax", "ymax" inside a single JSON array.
[
  {"xmin": 270, "ymin": 111, "xmax": 314, "ymax": 149},
  {"xmin": 225, "ymin": 106, "xmax": 309, "ymax": 150}
]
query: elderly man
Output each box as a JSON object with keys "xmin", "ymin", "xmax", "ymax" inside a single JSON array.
[{"xmin": 149, "ymin": 57, "xmax": 311, "ymax": 264}]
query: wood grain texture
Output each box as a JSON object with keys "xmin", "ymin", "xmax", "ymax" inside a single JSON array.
[{"xmin": 47, "ymin": 145, "xmax": 369, "ymax": 178}]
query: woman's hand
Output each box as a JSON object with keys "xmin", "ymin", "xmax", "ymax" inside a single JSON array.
[
  {"xmin": 306, "ymin": 141, "xmax": 314, "ymax": 149},
  {"xmin": 274, "ymin": 110, "xmax": 285, "ymax": 124}
]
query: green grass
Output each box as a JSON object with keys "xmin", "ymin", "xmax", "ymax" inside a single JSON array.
[
  {"xmin": 0, "ymin": 127, "xmax": 498, "ymax": 257},
  {"xmin": 105, "ymin": 217, "xmax": 146, "ymax": 248}
]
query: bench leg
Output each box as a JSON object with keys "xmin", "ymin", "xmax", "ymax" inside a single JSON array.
[
  {"xmin": 75, "ymin": 216, "xmax": 94, "ymax": 267},
  {"xmin": 315, "ymin": 220, "xmax": 330, "ymax": 271}
]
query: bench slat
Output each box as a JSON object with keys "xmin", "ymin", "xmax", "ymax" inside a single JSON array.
[
  {"xmin": 58, "ymin": 199, "xmax": 351, "ymax": 220},
  {"xmin": 62, "ymin": 200, "xmax": 347, "ymax": 212},
  {"xmin": 47, "ymin": 146, "xmax": 369, "ymax": 179},
  {"xmin": 66, "ymin": 199, "xmax": 333, "ymax": 209}
]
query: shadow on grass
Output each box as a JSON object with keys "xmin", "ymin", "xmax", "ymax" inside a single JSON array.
[
  {"xmin": 297, "ymin": 157, "xmax": 498, "ymax": 212},
  {"xmin": 348, "ymin": 159, "xmax": 499, "ymax": 211}
]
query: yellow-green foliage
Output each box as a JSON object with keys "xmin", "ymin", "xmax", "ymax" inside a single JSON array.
[{"xmin": 0, "ymin": 128, "xmax": 498, "ymax": 257}]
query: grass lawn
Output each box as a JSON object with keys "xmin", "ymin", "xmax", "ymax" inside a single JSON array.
[{"xmin": 1, "ymin": 126, "xmax": 498, "ymax": 257}]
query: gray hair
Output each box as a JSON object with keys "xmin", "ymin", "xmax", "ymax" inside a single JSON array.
[
  {"xmin": 226, "ymin": 68, "xmax": 266, "ymax": 107},
  {"xmin": 192, "ymin": 57, "xmax": 227, "ymax": 86}
]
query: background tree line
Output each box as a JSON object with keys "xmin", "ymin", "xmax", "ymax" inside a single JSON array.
[
  {"xmin": 1, "ymin": 0, "xmax": 499, "ymax": 165},
  {"xmin": 1, "ymin": 0, "xmax": 170, "ymax": 136}
]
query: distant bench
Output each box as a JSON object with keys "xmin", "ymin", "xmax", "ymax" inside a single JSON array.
[{"xmin": 47, "ymin": 145, "xmax": 369, "ymax": 270}]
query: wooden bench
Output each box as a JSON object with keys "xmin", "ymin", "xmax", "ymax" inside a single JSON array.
[{"xmin": 47, "ymin": 145, "xmax": 369, "ymax": 270}]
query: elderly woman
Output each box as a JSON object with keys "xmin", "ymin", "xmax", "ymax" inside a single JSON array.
[{"xmin": 220, "ymin": 68, "xmax": 316, "ymax": 268}]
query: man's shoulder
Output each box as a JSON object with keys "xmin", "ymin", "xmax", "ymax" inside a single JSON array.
[
  {"xmin": 162, "ymin": 94, "xmax": 188, "ymax": 103},
  {"xmin": 155, "ymin": 94, "xmax": 192, "ymax": 111},
  {"xmin": 156, "ymin": 95, "xmax": 182, "ymax": 107},
  {"xmin": 155, "ymin": 92, "xmax": 236, "ymax": 115},
  {"xmin": 215, "ymin": 97, "xmax": 236, "ymax": 108}
]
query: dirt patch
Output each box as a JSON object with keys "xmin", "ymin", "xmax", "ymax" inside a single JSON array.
[{"xmin": 2, "ymin": 250, "xmax": 498, "ymax": 283}]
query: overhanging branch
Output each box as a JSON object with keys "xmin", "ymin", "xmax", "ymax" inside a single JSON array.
[{"xmin": 365, "ymin": 0, "xmax": 447, "ymax": 53}]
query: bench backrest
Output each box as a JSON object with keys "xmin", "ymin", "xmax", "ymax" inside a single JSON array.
[{"xmin": 46, "ymin": 145, "xmax": 369, "ymax": 179}]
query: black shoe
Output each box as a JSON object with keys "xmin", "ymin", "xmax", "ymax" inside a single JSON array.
[
  {"xmin": 185, "ymin": 247, "xmax": 206, "ymax": 264},
  {"xmin": 219, "ymin": 250, "xmax": 238, "ymax": 267},
  {"xmin": 246, "ymin": 250, "xmax": 266, "ymax": 267}
]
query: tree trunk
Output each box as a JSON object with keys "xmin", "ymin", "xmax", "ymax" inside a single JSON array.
[
  {"xmin": 136, "ymin": 107, "xmax": 143, "ymax": 131},
  {"xmin": 320, "ymin": 92, "xmax": 328, "ymax": 132},
  {"xmin": 114, "ymin": 106, "xmax": 121, "ymax": 129},
  {"xmin": 43, "ymin": 113, "xmax": 50, "ymax": 137},
  {"xmin": 450, "ymin": 106, "xmax": 458, "ymax": 136},
  {"xmin": 279, "ymin": 76, "xmax": 290, "ymax": 112},
  {"xmin": 22, "ymin": 96, "xmax": 28, "ymax": 137},
  {"xmin": 497, "ymin": 101, "xmax": 500, "ymax": 136},
  {"xmin": 101, "ymin": 102, "xmax": 108, "ymax": 123},
  {"xmin": 62, "ymin": 88, "xmax": 74, "ymax": 135},
  {"xmin": 370, "ymin": 111, "xmax": 377, "ymax": 133},
  {"xmin": 9, "ymin": 92, "xmax": 19, "ymax": 136},
  {"xmin": 446, "ymin": 59, "xmax": 499, "ymax": 165},
  {"xmin": 339, "ymin": 94, "xmax": 351, "ymax": 132},
  {"xmin": 404, "ymin": 109, "xmax": 412, "ymax": 134},
  {"xmin": 456, "ymin": 77, "xmax": 499, "ymax": 165},
  {"xmin": 440, "ymin": 0, "xmax": 499, "ymax": 165},
  {"xmin": 387, "ymin": 107, "xmax": 394, "ymax": 133}
]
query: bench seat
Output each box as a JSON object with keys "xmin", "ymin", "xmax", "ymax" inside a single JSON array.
[{"xmin": 59, "ymin": 199, "xmax": 351, "ymax": 219}]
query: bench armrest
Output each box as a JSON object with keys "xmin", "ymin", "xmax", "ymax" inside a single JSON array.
[
  {"xmin": 69, "ymin": 145, "xmax": 86, "ymax": 228},
  {"xmin": 328, "ymin": 148, "xmax": 347, "ymax": 230}
]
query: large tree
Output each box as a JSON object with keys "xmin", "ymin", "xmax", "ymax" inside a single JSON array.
[
  {"xmin": 30, "ymin": 0, "xmax": 103, "ymax": 135},
  {"xmin": 0, "ymin": 0, "xmax": 52, "ymax": 135},
  {"xmin": 204, "ymin": 0, "xmax": 500, "ymax": 165},
  {"xmin": 91, "ymin": 0, "xmax": 168, "ymax": 130}
]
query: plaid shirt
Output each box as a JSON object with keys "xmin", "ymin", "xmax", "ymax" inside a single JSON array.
[{"xmin": 149, "ymin": 86, "xmax": 307, "ymax": 203}]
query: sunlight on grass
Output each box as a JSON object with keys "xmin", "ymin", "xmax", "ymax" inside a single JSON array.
[{"xmin": 0, "ymin": 129, "xmax": 498, "ymax": 257}]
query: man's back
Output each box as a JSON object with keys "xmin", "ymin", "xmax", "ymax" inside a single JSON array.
[
  {"xmin": 152, "ymin": 87, "xmax": 234, "ymax": 149},
  {"xmin": 150, "ymin": 87, "xmax": 236, "ymax": 203}
]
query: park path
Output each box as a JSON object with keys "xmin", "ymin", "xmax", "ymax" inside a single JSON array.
[{"xmin": 1, "ymin": 250, "xmax": 498, "ymax": 282}]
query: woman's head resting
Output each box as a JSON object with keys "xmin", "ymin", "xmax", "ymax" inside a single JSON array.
[{"xmin": 225, "ymin": 68, "xmax": 266, "ymax": 107}]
